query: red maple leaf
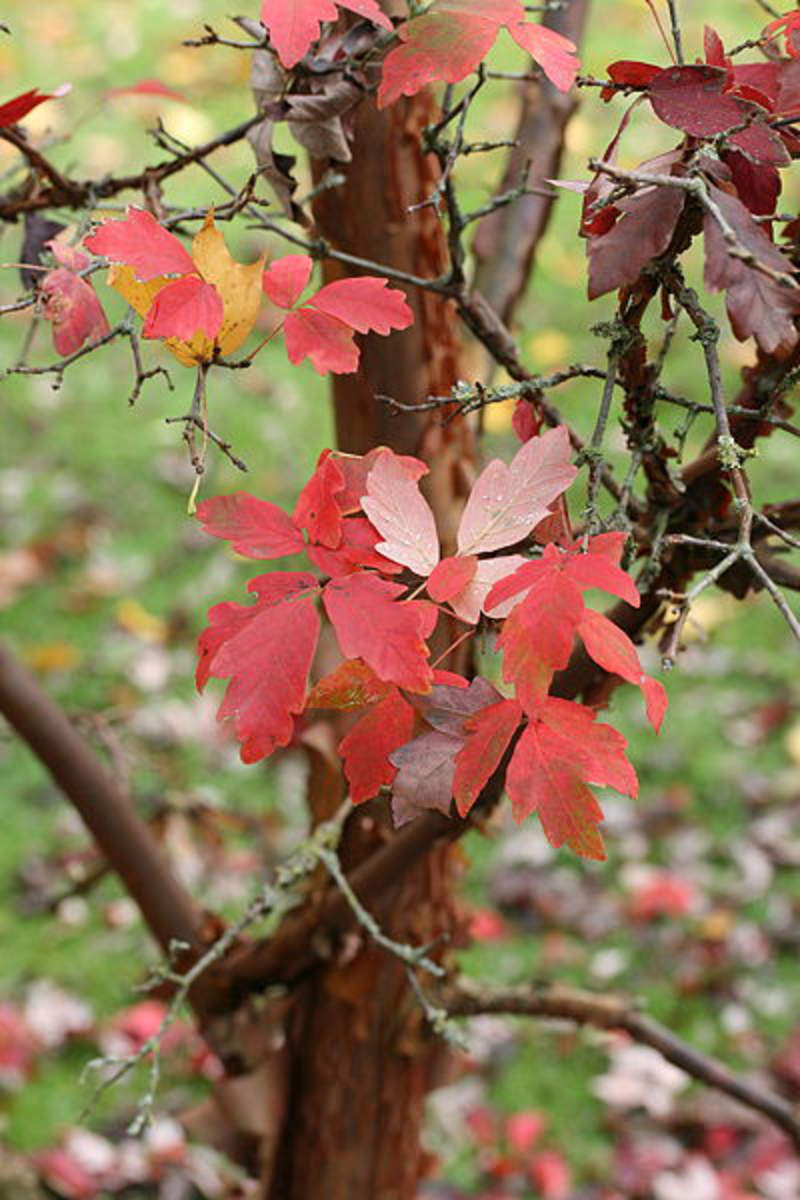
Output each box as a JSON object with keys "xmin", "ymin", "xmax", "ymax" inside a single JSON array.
[
  {"xmin": 323, "ymin": 572, "xmax": 437, "ymax": 693},
  {"xmin": 377, "ymin": 0, "xmax": 578, "ymax": 109},
  {"xmin": 196, "ymin": 492, "xmax": 306, "ymax": 559},
  {"xmin": 292, "ymin": 449, "xmax": 347, "ymax": 547},
  {"xmin": 306, "ymin": 516, "xmax": 404, "ymax": 577},
  {"xmin": 487, "ymin": 534, "xmax": 644, "ymax": 713},
  {"xmin": 141, "ymin": 275, "xmax": 223, "ymax": 341},
  {"xmin": 0, "ymin": 85, "xmax": 69, "ymax": 128},
  {"xmin": 506, "ymin": 697, "xmax": 638, "ymax": 861},
  {"xmin": 262, "ymin": 254, "xmax": 413, "ymax": 374},
  {"xmin": 339, "ymin": 689, "xmax": 415, "ymax": 804},
  {"xmin": 196, "ymin": 572, "xmax": 320, "ymax": 763},
  {"xmin": 578, "ymin": 607, "xmax": 667, "ymax": 731},
  {"xmin": 85, "ymin": 208, "xmax": 226, "ymax": 343},
  {"xmin": 487, "ymin": 533, "xmax": 640, "ymax": 610},
  {"xmin": 106, "ymin": 78, "xmax": 186, "ymax": 102},
  {"xmin": 496, "ymin": 570, "xmax": 584, "ymax": 712},
  {"xmin": 85, "ymin": 208, "xmax": 196, "ymax": 281},
  {"xmin": 453, "ymin": 698, "xmax": 523, "ymax": 816},
  {"xmin": 764, "ymin": 10, "xmax": 800, "ymax": 59},
  {"xmin": 197, "ymin": 451, "xmax": 407, "ymax": 578},
  {"xmin": 259, "ymin": 0, "xmax": 392, "ymax": 70}
]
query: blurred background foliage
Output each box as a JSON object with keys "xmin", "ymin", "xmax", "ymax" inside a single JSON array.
[{"xmin": 2, "ymin": 1, "xmax": 800, "ymax": 1195}]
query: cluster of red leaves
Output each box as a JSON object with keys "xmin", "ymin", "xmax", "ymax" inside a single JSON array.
[
  {"xmin": 582, "ymin": 22, "xmax": 800, "ymax": 357},
  {"xmin": 196, "ymin": 428, "xmax": 666, "ymax": 861},
  {"xmin": 257, "ymin": 0, "xmax": 578, "ymax": 100},
  {"xmin": 82, "ymin": 208, "xmax": 412, "ymax": 372},
  {"xmin": 464, "ymin": 1105, "xmax": 571, "ymax": 1199}
]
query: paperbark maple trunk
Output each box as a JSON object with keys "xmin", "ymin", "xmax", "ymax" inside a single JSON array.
[{"xmin": 266, "ymin": 91, "xmax": 471, "ymax": 1200}]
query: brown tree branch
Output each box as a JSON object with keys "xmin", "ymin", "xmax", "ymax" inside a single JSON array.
[
  {"xmin": 0, "ymin": 641, "xmax": 205, "ymax": 962},
  {"xmin": 0, "ymin": 115, "xmax": 263, "ymax": 220},
  {"xmin": 472, "ymin": 0, "xmax": 590, "ymax": 324},
  {"xmin": 443, "ymin": 978, "xmax": 800, "ymax": 1151}
]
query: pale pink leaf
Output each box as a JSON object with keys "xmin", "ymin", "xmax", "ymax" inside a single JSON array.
[
  {"xmin": 361, "ymin": 452, "xmax": 440, "ymax": 577},
  {"xmin": 457, "ymin": 425, "xmax": 576, "ymax": 555},
  {"xmin": 49, "ymin": 239, "xmax": 91, "ymax": 272},
  {"xmin": 453, "ymin": 554, "xmax": 528, "ymax": 625},
  {"xmin": 333, "ymin": 446, "xmax": 428, "ymax": 514}
]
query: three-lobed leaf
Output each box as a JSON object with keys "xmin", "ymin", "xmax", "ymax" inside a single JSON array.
[
  {"xmin": 323, "ymin": 572, "xmax": 437, "ymax": 693},
  {"xmin": 197, "ymin": 573, "xmax": 320, "ymax": 763},
  {"xmin": 264, "ymin": 256, "xmax": 415, "ymax": 375},
  {"xmin": 377, "ymin": 0, "xmax": 578, "ymax": 108}
]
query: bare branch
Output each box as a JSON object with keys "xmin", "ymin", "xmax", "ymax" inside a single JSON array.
[{"xmin": 444, "ymin": 978, "xmax": 800, "ymax": 1151}]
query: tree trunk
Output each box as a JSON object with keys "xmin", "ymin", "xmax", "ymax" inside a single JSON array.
[{"xmin": 267, "ymin": 90, "xmax": 471, "ymax": 1200}]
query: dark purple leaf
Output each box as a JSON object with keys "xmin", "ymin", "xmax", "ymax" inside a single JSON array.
[
  {"xmin": 389, "ymin": 729, "xmax": 463, "ymax": 826},
  {"xmin": 703, "ymin": 183, "xmax": 800, "ymax": 357},
  {"xmin": 649, "ymin": 64, "xmax": 747, "ymax": 136}
]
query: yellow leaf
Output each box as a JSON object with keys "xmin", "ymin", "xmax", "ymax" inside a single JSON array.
[
  {"xmin": 784, "ymin": 721, "xmax": 800, "ymax": 765},
  {"xmin": 483, "ymin": 398, "xmax": 514, "ymax": 433},
  {"xmin": 699, "ymin": 910, "xmax": 733, "ymax": 941},
  {"xmin": 191, "ymin": 212, "xmax": 266, "ymax": 357},
  {"xmin": 24, "ymin": 642, "xmax": 81, "ymax": 673},
  {"xmin": 526, "ymin": 328, "xmax": 570, "ymax": 369},
  {"xmin": 108, "ymin": 264, "xmax": 170, "ymax": 319},
  {"xmin": 110, "ymin": 214, "xmax": 266, "ymax": 366},
  {"xmin": 116, "ymin": 598, "xmax": 167, "ymax": 642}
]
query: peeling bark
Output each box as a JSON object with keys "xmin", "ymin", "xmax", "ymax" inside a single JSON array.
[{"xmin": 267, "ymin": 90, "xmax": 470, "ymax": 1200}]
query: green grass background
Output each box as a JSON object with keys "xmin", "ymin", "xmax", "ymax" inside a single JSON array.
[{"xmin": 1, "ymin": 0, "xmax": 799, "ymax": 1185}]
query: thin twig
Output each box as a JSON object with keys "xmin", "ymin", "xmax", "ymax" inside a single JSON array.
[
  {"xmin": 665, "ymin": 0, "xmax": 684, "ymax": 63},
  {"xmin": 317, "ymin": 846, "xmax": 445, "ymax": 979}
]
